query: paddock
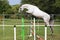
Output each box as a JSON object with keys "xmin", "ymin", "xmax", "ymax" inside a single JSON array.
[{"xmin": 0, "ymin": 15, "xmax": 60, "ymax": 40}]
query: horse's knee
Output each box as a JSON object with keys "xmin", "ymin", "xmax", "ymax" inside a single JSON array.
[
  {"xmin": 44, "ymin": 18, "xmax": 50, "ymax": 26},
  {"xmin": 44, "ymin": 21, "xmax": 50, "ymax": 27}
]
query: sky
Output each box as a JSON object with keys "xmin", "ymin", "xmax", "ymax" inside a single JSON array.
[{"xmin": 8, "ymin": 0, "xmax": 21, "ymax": 5}]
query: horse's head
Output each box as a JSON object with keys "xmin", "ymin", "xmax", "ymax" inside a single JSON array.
[{"xmin": 19, "ymin": 4, "xmax": 28, "ymax": 13}]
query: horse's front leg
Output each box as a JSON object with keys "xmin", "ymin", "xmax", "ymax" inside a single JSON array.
[
  {"xmin": 26, "ymin": 11, "xmax": 31, "ymax": 13},
  {"xmin": 26, "ymin": 9, "xmax": 33, "ymax": 13}
]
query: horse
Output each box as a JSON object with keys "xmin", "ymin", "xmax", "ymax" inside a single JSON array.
[{"xmin": 19, "ymin": 4, "xmax": 54, "ymax": 37}]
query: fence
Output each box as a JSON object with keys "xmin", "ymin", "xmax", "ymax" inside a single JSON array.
[{"xmin": 0, "ymin": 14, "xmax": 60, "ymax": 40}]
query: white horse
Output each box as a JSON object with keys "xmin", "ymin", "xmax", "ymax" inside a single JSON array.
[{"xmin": 19, "ymin": 4, "xmax": 54, "ymax": 36}]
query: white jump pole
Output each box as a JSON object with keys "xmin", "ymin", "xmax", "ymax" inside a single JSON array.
[
  {"xmin": 45, "ymin": 27, "xmax": 47, "ymax": 40},
  {"xmin": 29, "ymin": 17, "xmax": 33, "ymax": 36},
  {"xmin": 14, "ymin": 25, "xmax": 16, "ymax": 40},
  {"xmin": 34, "ymin": 18, "xmax": 36, "ymax": 40}
]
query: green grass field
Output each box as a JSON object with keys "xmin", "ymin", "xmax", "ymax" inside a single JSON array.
[
  {"xmin": 0, "ymin": 19, "xmax": 60, "ymax": 40},
  {"xmin": 0, "ymin": 26, "xmax": 60, "ymax": 40}
]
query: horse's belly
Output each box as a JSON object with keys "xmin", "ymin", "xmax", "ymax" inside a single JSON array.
[
  {"xmin": 32, "ymin": 12, "xmax": 50, "ymax": 19},
  {"xmin": 32, "ymin": 13, "xmax": 43, "ymax": 18}
]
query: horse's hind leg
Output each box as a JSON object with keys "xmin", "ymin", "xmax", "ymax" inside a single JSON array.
[
  {"xmin": 43, "ymin": 18, "xmax": 54, "ymax": 34},
  {"xmin": 49, "ymin": 25, "xmax": 54, "ymax": 36},
  {"xmin": 43, "ymin": 17, "xmax": 54, "ymax": 33},
  {"xmin": 49, "ymin": 20, "xmax": 54, "ymax": 34},
  {"xmin": 43, "ymin": 18, "xmax": 50, "ymax": 27},
  {"xmin": 44, "ymin": 19, "xmax": 54, "ymax": 34}
]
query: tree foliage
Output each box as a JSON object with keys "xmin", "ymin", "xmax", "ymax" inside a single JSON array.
[
  {"xmin": 0, "ymin": 0, "xmax": 11, "ymax": 14},
  {"xmin": 11, "ymin": 5, "xmax": 20, "ymax": 14},
  {"xmin": 0, "ymin": 0, "xmax": 20, "ymax": 14}
]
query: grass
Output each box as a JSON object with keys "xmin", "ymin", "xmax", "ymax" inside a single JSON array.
[
  {"xmin": 0, "ymin": 26, "xmax": 44, "ymax": 40},
  {"xmin": 0, "ymin": 26, "xmax": 60, "ymax": 40},
  {"xmin": 47, "ymin": 26, "xmax": 60, "ymax": 40},
  {"xmin": 0, "ymin": 19, "xmax": 60, "ymax": 40}
]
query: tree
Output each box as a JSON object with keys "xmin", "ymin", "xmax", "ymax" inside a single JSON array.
[
  {"xmin": 11, "ymin": 5, "xmax": 20, "ymax": 14},
  {"xmin": 0, "ymin": 0, "xmax": 11, "ymax": 14}
]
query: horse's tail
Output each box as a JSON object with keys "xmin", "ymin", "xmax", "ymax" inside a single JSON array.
[
  {"xmin": 49, "ymin": 14, "xmax": 55, "ymax": 25},
  {"xmin": 49, "ymin": 14, "xmax": 55, "ymax": 33}
]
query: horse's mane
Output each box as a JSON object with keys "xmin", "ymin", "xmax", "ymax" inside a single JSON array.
[{"xmin": 21, "ymin": 4, "xmax": 35, "ymax": 7}]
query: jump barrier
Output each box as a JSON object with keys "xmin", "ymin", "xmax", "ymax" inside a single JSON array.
[{"xmin": 13, "ymin": 18, "xmax": 44, "ymax": 40}]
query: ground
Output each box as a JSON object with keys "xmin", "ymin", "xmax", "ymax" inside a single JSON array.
[{"xmin": 0, "ymin": 19, "xmax": 60, "ymax": 40}]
